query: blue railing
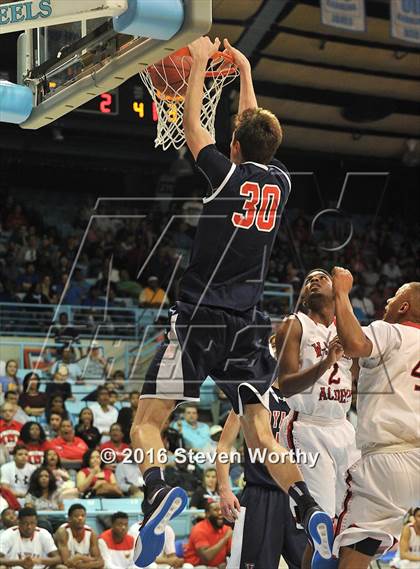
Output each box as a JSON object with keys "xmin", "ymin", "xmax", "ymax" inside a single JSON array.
[{"xmin": 0, "ymin": 283, "xmax": 294, "ymax": 339}]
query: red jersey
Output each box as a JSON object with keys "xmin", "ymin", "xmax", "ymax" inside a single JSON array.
[
  {"xmin": 17, "ymin": 441, "xmax": 50, "ymax": 465},
  {"xmin": 184, "ymin": 519, "xmax": 231, "ymax": 567},
  {"xmin": 0, "ymin": 419, "xmax": 23, "ymax": 452},
  {"xmin": 99, "ymin": 441, "xmax": 129, "ymax": 462},
  {"xmin": 48, "ymin": 436, "xmax": 88, "ymax": 461},
  {"xmin": 81, "ymin": 467, "xmax": 113, "ymax": 489}
]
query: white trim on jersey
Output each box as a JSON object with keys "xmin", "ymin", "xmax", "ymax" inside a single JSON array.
[
  {"xmin": 237, "ymin": 382, "xmax": 270, "ymax": 416},
  {"xmin": 202, "ymin": 163, "xmax": 237, "ymax": 204},
  {"xmin": 243, "ymin": 161, "xmax": 292, "ymax": 193}
]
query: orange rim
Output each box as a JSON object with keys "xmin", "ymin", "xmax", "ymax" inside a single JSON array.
[{"xmin": 170, "ymin": 46, "xmax": 237, "ymax": 77}]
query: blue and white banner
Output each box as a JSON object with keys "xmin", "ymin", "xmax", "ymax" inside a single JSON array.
[
  {"xmin": 391, "ymin": 0, "xmax": 420, "ymax": 44},
  {"xmin": 320, "ymin": 0, "xmax": 366, "ymax": 32}
]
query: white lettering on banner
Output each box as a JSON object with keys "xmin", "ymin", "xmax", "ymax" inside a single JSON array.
[
  {"xmin": 320, "ymin": 0, "xmax": 366, "ymax": 32},
  {"xmin": 391, "ymin": 0, "xmax": 420, "ymax": 44}
]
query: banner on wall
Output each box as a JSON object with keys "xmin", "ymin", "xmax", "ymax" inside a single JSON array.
[
  {"xmin": 320, "ymin": 0, "xmax": 366, "ymax": 32},
  {"xmin": 391, "ymin": 0, "xmax": 420, "ymax": 44}
]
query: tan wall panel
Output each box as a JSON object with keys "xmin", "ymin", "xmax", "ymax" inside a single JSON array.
[
  {"xmin": 213, "ymin": 0, "xmax": 263, "ymax": 21},
  {"xmin": 282, "ymin": 4, "xmax": 404, "ymax": 46},
  {"xmin": 257, "ymin": 96, "xmax": 420, "ymax": 136},
  {"xmin": 283, "ymin": 125, "xmax": 407, "ymax": 157},
  {"xmin": 254, "ymin": 59, "xmax": 420, "ymax": 102},
  {"xmin": 263, "ymin": 33, "xmax": 420, "ymax": 77},
  {"xmin": 210, "ymin": 23, "xmax": 244, "ymax": 44}
]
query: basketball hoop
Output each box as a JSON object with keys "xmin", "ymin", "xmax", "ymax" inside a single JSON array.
[{"xmin": 139, "ymin": 47, "xmax": 239, "ymax": 151}]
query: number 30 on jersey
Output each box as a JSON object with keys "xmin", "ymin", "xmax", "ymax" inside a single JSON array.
[{"xmin": 232, "ymin": 182, "xmax": 282, "ymax": 232}]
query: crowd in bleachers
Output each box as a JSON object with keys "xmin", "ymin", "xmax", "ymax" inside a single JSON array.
[
  {"xmin": 0, "ymin": 346, "xmax": 240, "ymax": 568},
  {"xmin": 1, "ymin": 192, "xmax": 419, "ymax": 327}
]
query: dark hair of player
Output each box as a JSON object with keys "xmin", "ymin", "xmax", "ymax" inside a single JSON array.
[
  {"xmin": 304, "ymin": 268, "xmax": 332, "ymax": 283},
  {"xmin": 233, "ymin": 108, "xmax": 283, "ymax": 164},
  {"xmin": 18, "ymin": 507, "xmax": 37, "ymax": 519},
  {"xmin": 68, "ymin": 503, "xmax": 86, "ymax": 516},
  {"xmin": 111, "ymin": 511, "xmax": 128, "ymax": 523}
]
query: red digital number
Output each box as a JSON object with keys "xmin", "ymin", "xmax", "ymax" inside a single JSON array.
[
  {"xmin": 99, "ymin": 93, "xmax": 112, "ymax": 114},
  {"xmin": 328, "ymin": 363, "xmax": 341, "ymax": 385},
  {"xmin": 411, "ymin": 360, "xmax": 420, "ymax": 391},
  {"xmin": 232, "ymin": 182, "xmax": 281, "ymax": 232}
]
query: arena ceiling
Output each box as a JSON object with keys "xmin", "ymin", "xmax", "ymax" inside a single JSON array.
[{"xmin": 211, "ymin": 0, "xmax": 420, "ymax": 160}]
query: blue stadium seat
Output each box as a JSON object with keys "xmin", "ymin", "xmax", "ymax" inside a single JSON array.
[
  {"xmin": 63, "ymin": 498, "xmax": 102, "ymax": 512},
  {"xmin": 101, "ymin": 498, "xmax": 142, "ymax": 513},
  {"xmin": 199, "ymin": 377, "xmax": 217, "ymax": 410},
  {"xmin": 66, "ymin": 400, "xmax": 88, "ymax": 418}
]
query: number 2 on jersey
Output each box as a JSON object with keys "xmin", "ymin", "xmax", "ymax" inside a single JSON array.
[
  {"xmin": 328, "ymin": 363, "xmax": 341, "ymax": 385},
  {"xmin": 232, "ymin": 182, "xmax": 281, "ymax": 232}
]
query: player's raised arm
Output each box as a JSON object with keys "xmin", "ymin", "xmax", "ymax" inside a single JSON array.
[
  {"xmin": 276, "ymin": 317, "xmax": 343, "ymax": 396},
  {"xmin": 183, "ymin": 36, "xmax": 220, "ymax": 160},
  {"xmin": 223, "ymin": 39, "xmax": 257, "ymax": 112},
  {"xmin": 332, "ymin": 267, "xmax": 373, "ymax": 357}
]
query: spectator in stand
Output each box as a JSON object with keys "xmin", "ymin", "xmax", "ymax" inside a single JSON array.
[
  {"xmin": 46, "ymin": 367, "xmax": 73, "ymax": 402},
  {"xmin": 83, "ymin": 286, "xmax": 106, "ymax": 308},
  {"xmin": 75, "ymin": 408, "xmax": 101, "ymax": 450},
  {"xmin": 109, "ymin": 370, "xmax": 127, "ymax": 401},
  {"xmin": 51, "ymin": 348, "xmax": 83, "ymax": 385},
  {"xmin": 162, "ymin": 417, "xmax": 184, "ymax": 454},
  {"xmin": 0, "ymin": 360, "xmax": 21, "ymax": 395},
  {"xmin": 0, "ymin": 509, "xmax": 17, "ymax": 537},
  {"xmin": 382, "ymin": 255, "xmax": 403, "ymax": 286},
  {"xmin": 350, "ymin": 285, "xmax": 375, "ymax": 322},
  {"xmin": 51, "ymin": 312, "xmax": 83, "ymax": 356},
  {"xmin": 42, "ymin": 449, "xmax": 76, "ymax": 498},
  {"xmin": 190, "ymin": 468, "xmax": 220, "ymax": 511},
  {"xmin": 173, "ymin": 405, "xmax": 212, "ymax": 451},
  {"xmin": 115, "ymin": 452, "xmax": 144, "ymax": 498},
  {"xmin": 55, "ymin": 504, "xmax": 104, "ymax": 569},
  {"xmin": 76, "ymin": 449, "xmax": 122, "ymax": 498},
  {"xmin": 78, "ymin": 343, "xmax": 109, "ymax": 382},
  {"xmin": 183, "ymin": 502, "xmax": 232, "ymax": 568},
  {"xmin": 18, "ymin": 372, "xmax": 48, "ymax": 418},
  {"xmin": 164, "ymin": 460, "xmax": 202, "ymax": 497},
  {"xmin": 16, "ymin": 262, "xmax": 38, "ymax": 292},
  {"xmin": 139, "ymin": 276, "xmax": 169, "ymax": 308},
  {"xmin": 98, "ymin": 512, "xmax": 133, "ymax": 569},
  {"xmin": 43, "ymin": 412, "xmax": 63, "ymax": 440},
  {"xmin": 4, "ymin": 204, "xmax": 27, "ymax": 231},
  {"xmin": 0, "ymin": 402, "xmax": 23, "ymax": 453},
  {"xmin": 23, "ymin": 283, "xmax": 50, "ymax": 305},
  {"xmin": 18, "ymin": 422, "xmax": 49, "ymax": 465},
  {"xmin": 128, "ymin": 520, "xmax": 183, "ymax": 568},
  {"xmin": 116, "ymin": 269, "xmax": 141, "ymax": 299},
  {"xmin": 61, "ymin": 268, "xmax": 90, "ymax": 306},
  {"xmin": 48, "ymin": 419, "xmax": 88, "ymax": 467},
  {"xmin": 395, "ymin": 507, "xmax": 420, "ymax": 568},
  {"xmin": 3, "ymin": 392, "xmax": 29, "ymax": 424},
  {"xmin": 0, "ymin": 444, "xmax": 36, "ymax": 499},
  {"xmin": 117, "ymin": 391, "xmax": 139, "ymax": 444},
  {"xmin": 90, "ymin": 387, "xmax": 118, "ymax": 443},
  {"xmin": 39, "ymin": 275, "xmax": 57, "ymax": 305},
  {"xmin": 99, "ymin": 423, "xmax": 129, "ymax": 464},
  {"xmin": 45, "ymin": 394, "xmax": 69, "ymax": 424},
  {"xmin": 25, "ymin": 467, "xmax": 64, "ymax": 511},
  {"xmin": 0, "ymin": 507, "xmax": 62, "ymax": 569}
]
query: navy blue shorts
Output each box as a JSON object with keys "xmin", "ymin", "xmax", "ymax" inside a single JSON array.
[
  {"xmin": 141, "ymin": 301, "xmax": 276, "ymax": 414},
  {"xmin": 229, "ymin": 485, "xmax": 306, "ymax": 569}
]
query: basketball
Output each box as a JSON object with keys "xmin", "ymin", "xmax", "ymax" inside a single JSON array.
[{"xmin": 148, "ymin": 53, "xmax": 193, "ymax": 98}]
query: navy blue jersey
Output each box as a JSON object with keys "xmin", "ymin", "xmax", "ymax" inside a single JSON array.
[
  {"xmin": 179, "ymin": 145, "xmax": 291, "ymax": 312},
  {"xmin": 244, "ymin": 387, "xmax": 290, "ymax": 490}
]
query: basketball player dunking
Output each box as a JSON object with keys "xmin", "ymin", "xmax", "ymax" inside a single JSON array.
[
  {"xmin": 131, "ymin": 37, "xmax": 336, "ymax": 569},
  {"xmin": 331, "ymin": 268, "xmax": 420, "ymax": 569},
  {"xmin": 217, "ymin": 377, "xmax": 307, "ymax": 569},
  {"xmin": 276, "ymin": 269, "xmax": 360, "ymax": 569}
]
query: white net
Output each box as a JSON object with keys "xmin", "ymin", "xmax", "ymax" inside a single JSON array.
[{"xmin": 139, "ymin": 50, "xmax": 239, "ymax": 151}]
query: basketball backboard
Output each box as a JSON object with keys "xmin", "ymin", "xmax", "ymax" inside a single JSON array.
[{"xmin": 4, "ymin": 0, "xmax": 211, "ymax": 129}]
